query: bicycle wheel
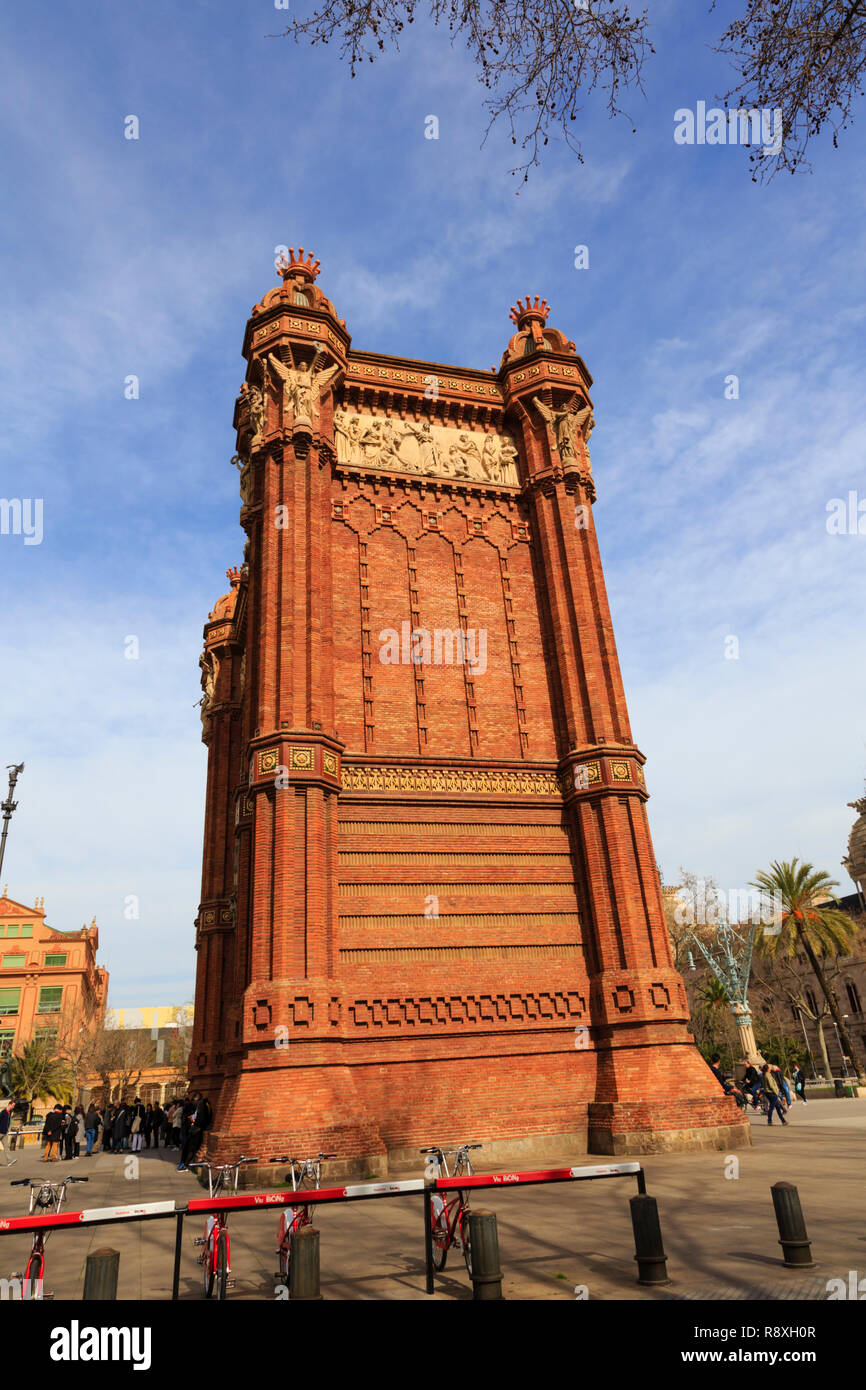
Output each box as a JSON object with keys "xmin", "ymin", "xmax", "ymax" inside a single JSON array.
[
  {"xmin": 458, "ymin": 1205, "xmax": 473, "ymax": 1275},
  {"xmin": 430, "ymin": 1194, "xmax": 449, "ymax": 1272},
  {"xmin": 202, "ymin": 1228, "xmax": 215, "ymax": 1298},
  {"xmin": 216, "ymin": 1230, "xmax": 229, "ymax": 1301},
  {"xmin": 25, "ymin": 1250, "xmax": 44, "ymax": 1301}
]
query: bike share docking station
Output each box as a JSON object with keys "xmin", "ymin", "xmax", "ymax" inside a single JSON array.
[{"xmin": 0, "ymin": 1159, "xmax": 671, "ymax": 1299}]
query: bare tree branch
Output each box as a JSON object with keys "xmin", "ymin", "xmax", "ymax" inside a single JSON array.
[
  {"xmin": 274, "ymin": 0, "xmax": 653, "ymax": 176},
  {"xmin": 711, "ymin": 0, "xmax": 866, "ymax": 179}
]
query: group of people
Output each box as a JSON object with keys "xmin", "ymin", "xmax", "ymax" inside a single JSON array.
[
  {"xmin": 36, "ymin": 1093, "xmax": 213, "ymax": 1164},
  {"xmin": 709, "ymin": 1053, "xmax": 808, "ymax": 1125}
]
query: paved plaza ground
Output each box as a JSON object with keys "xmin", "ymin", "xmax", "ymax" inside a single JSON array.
[{"xmin": 0, "ymin": 1098, "xmax": 863, "ymax": 1301}]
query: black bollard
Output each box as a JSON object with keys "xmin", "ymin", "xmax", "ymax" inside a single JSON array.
[
  {"xmin": 83, "ymin": 1247, "xmax": 120, "ymax": 1300},
  {"xmin": 468, "ymin": 1210, "xmax": 504, "ymax": 1300},
  {"xmin": 289, "ymin": 1225, "xmax": 323, "ymax": 1300},
  {"xmin": 771, "ymin": 1182, "xmax": 815, "ymax": 1268},
  {"xmin": 629, "ymin": 1193, "xmax": 670, "ymax": 1285}
]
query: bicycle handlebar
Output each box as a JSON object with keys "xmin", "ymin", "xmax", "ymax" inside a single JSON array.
[
  {"xmin": 268, "ymin": 1152, "xmax": 337, "ymax": 1164},
  {"xmin": 419, "ymin": 1142, "xmax": 483, "ymax": 1155},
  {"xmin": 10, "ymin": 1176, "xmax": 89, "ymax": 1187},
  {"xmin": 188, "ymin": 1156, "xmax": 257, "ymax": 1170}
]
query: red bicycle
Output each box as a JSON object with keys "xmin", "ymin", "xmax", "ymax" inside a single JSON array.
[
  {"xmin": 270, "ymin": 1152, "xmax": 337, "ymax": 1285},
  {"xmin": 422, "ymin": 1142, "xmax": 482, "ymax": 1274},
  {"xmin": 9, "ymin": 1174, "xmax": 88, "ymax": 1299},
  {"xmin": 188, "ymin": 1155, "xmax": 257, "ymax": 1299}
]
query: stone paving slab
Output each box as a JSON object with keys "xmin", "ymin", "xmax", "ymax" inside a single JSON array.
[{"xmin": 0, "ymin": 1099, "xmax": 862, "ymax": 1301}]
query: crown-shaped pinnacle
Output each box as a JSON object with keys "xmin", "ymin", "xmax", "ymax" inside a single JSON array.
[
  {"xmin": 226, "ymin": 566, "xmax": 243, "ymax": 585},
  {"xmin": 277, "ymin": 246, "xmax": 322, "ymax": 282},
  {"xmin": 509, "ymin": 296, "xmax": 550, "ymax": 326}
]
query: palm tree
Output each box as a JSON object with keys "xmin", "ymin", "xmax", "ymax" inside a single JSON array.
[
  {"xmin": 697, "ymin": 977, "xmax": 730, "ymax": 1009},
  {"xmin": 9, "ymin": 1040, "xmax": 73, "ymax": 1119},
  {"xmin": 751, "ymin": 858, "xmax": 864, "ymax": 1084}
]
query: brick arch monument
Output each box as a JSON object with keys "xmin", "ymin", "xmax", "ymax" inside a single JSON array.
[{"xmin": 190, "ymin": 250, "xmax": 747, "ymax": 1169}]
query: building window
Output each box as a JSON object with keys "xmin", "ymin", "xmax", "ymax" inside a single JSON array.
[
  {"xmin": 20, "ymin": 926, "xmax": 32, "ymax": 937},
  {"xmin": 44, "ymin": 953, "xmax": 68, "ymax": 967},
  {"xmin": 34, "ymin": 1027, "xmax": 58, "ymax": 1045},
  {"xmin": 845, "ymin": 982, "xmax": 862, "ymax": 1015},
  {"xmin": 4, "ymin": 926, "xmax": 18, "ymax": 939},
  {"xmin": 805, "ymin": 989, "xmax": 818, "ymax": 1015},
  {"xmin": 2, "ymin": 954, "xmax": 27, "ymax": 968},
  {"xmin": 0, "ymin": 988, "xmax": 21, "ymax": 1016},
  {"xmin": 0, "ymin": 1030, "xmax": 14, "ymax": 1057},
  {"xmin": 37, "ymin": 987, "xmax": 63, "ymax": 1014}
]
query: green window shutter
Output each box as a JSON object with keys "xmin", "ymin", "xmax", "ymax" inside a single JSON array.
[
  {"xmin": 6, "ymin": 926, "xmax": 19, "ymax": 938},
  {"xmin": 0, "ymin": 1029, "xmax": 14, "ymax": 1055},
  {"xmin": 0, "ymin": 988, "xmax": 22, "ymax": 1014},
  {"xmin": 20, "ymin": 925, "xmax": 32, "ymax": 938},
  {"xmin": 37, "ymin": 987, "xmax": 63, "ymax": 1013},
  {"xmin": 44, "ymin": 953, "xmax": 67, "ymax": 966},
  {"xmin": 2, "ymin": 954, "xmax": 26, "ymax": 968}
]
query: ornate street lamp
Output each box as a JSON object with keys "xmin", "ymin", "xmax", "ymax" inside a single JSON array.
[
  {"xmin": 0, "ymin": 762, "xmax": 24, "ymax": 884},
  {"xmin": 685, "ymin": 917, "xmax": 763, "ymax": 1065}
]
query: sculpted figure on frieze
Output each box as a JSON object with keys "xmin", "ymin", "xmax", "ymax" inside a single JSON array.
[
  {"xmin": 236, "ymin": 380, "xmax": 265, "ymax": 451},
  {"xmin": 330, "ymin": 410, "xmax": 519, "ymax": 486}
]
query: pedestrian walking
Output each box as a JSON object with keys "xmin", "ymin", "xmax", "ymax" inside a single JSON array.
[
  {"xmin": 761, "ymin": 1064, "xmax": 788, "ymax": 1126},
  {"xmin": 42, "ymin": 1104, "xmax": 64, "ymax": 1161},
  {"xmin": 0, "ymin": 1099, "xmax": 18, "ymax": 1166},
  {"xmin": 793, "ymin": 1065, "xmax": 808, "ymax": 1104},
  {"xmin": 771, "ymin": 1065, "xmax": 792, "ymax": 1108}
]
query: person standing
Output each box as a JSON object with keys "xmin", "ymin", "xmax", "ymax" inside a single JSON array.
[
  {"xmin": 129, "ymin": 1098, "xmax": 145, "ymax": 1153},
  {"xmin": 113, "ymin": 1101, "xmax": 129, "ymax": 1152},
  {"xmin": 103, "ymin": 1104, "xmax": 115, "ymax": 1151},
  {"xmin": 170, "ymin": 1102, "xmax": 183, "ymax": 1150},
  {"xmin": 178, "ymin": 1093, "xmax": 213, "ymax": 1172},
  {"xmin": 793, "ymin": 1065, "xmax": 808, "ymax": 1104},
  {"xmin": 143, "ymin": 1103, "xmax": 154, "ymax": 1149},
  {"xmin": 761, "ymin": 1064, "xmax": 788, "ymax": 1126},
  {"xmin": 151, "ymin": 1101, "xmax": 165, "ymax": 1149},
  {"xmin": 73, "ymin": 1100, "xmax": 85, "ymax": 1156},
  {"xmin": 84, "ymin": 1102, "xmax": 100, "ymax": 1157},
  {"xmin": 0, "ymin": 1099, "xmax": 17, "ymax": 1167},
  {"xmin": 61, "ymin": 1106, "xmax": 75, "ymax": 1162},
  {"xmin": 42, "ymin": 1104, "xmax": 64, "ymax": 1161}
]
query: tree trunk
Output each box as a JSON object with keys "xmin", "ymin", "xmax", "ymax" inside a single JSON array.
[
  {"xmin": 800, "ymin": 929, "xmax": 866, "ymax": 1083},
  {"xmin": 815, "ymin": 1018, "xmax": 832, "ymax": 1081}
]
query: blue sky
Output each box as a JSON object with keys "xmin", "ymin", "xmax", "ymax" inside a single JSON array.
[{"xmin": 1, "ymin": 1, "xmax": 864, "ymax": 1006}]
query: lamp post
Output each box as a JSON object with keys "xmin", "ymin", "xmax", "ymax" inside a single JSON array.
[
  {"xmin": 684, "ymin": 913, "xmax": 763, "ymax": 1066},
  {"xmin": 0, "ymin": 763, "xmax": 25, "ymax": 884},
  {"xmin": 832, "ymin": 1016, "xmax": 851, "ymax": 1079}
]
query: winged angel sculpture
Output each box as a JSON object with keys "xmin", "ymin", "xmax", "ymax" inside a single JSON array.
[
  {"xmin": 532, "ymin": 397, "xmax": 594, "ymax": 468},
  {"xmin": 268, "ymin": 347, "xmax": 341, "ymax": 434}
]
